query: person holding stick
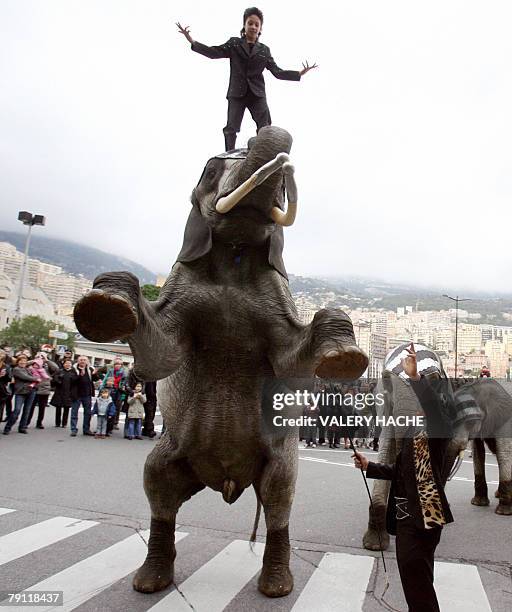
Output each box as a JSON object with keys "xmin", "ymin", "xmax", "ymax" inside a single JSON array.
[{"xmin": 352, "ymin": 343, "xmax": 454, "ymax": 612}]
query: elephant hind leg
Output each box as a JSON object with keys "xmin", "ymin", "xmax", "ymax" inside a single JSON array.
[
  {"xmin": 471, "ymin": 438, "xmax": 489, "ymax": 506},
  {"xmin": 133, "ymin": 451, "xmax": 205, "ymax": 593},
  {"xmin": 494, "ymin": 438, "xmax": 512, "ymax": 515},
  {"xmin": 254, "ymin": 451, "xmax": 297, "ymax": 598}
]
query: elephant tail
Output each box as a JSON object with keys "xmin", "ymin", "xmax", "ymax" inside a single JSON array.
[{"xmin": 250, "ymin": 497, "xmax": 262, "ymax": 550}]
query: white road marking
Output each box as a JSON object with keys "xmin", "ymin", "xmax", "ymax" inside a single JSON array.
[
  {"xmin": 298, "ymin": 457, "xmax": 498, "ymax": 485},
  {"xmin": 0, "ymin": 508, "xmax": 15, "ymax": 517},
  {"xmin": 0, "ymin": 516, "xmax": 97, "ymax": 566},
  {"xmin": 148, "ymin": 539, "xmax": 265, "ymax": 612},
  {"xmin": 435, "ymin": 561, "xmax": 492, "ymax": 611},
  {"xmin": 292, "ymin": 552, "xmax": 374, "ymax": 612},
  {"xmin": 0, "ymin": 531, "xmax": 188, "ymax": 612}
]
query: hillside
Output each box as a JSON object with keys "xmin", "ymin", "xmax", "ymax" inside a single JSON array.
[
  {"xmin": 290, "ymin": 274, "xmax": 512, "ymax": 325},
  {"xmin": 0, "ymin": 231, "xmax": 156, "ymax": 285}
]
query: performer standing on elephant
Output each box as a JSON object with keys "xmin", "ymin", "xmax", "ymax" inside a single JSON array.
[
  {"xmin": 177, "ymin": 7, "xmax": 317, "ymax": 151},
  {"xmin": 353, "ymin": 343, "xmax": 454, "ymax": 612}
]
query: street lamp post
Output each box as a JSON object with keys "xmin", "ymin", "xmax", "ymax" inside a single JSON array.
[
  {"xmin": 14, "ymin": 211, "xmax": 46, "ymax": 320},
  {"xmin": 442, "ymin": 294, "xmax": 471, "ymax": 379}
]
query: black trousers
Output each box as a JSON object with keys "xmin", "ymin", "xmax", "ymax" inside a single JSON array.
[
  {"xmin": 54, "ymin": 405, "xmax": 70, "ymax": 427},
  {"xmin": 223, "ymin": 92, "xmax": 271, "ymax": 151},
  {"xmin": 396, "ymin": 519, "xmax": 442, "ymax": 612},
  {"xmin": 27, "ymin": 395, "xmax": 49, "ymax": 427},
  {"xmin": 142, "ymin": 402, "xmax": 156, "ymax": 436}
]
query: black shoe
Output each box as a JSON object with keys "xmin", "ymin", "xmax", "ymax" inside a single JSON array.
[
  {"xmin": 329, "ymin": 443, "xmax": 333, "ymax": 448},
  {"xmin": 18, "ymin": 429, "xmax": 28, "ymax": 434},
  {"xmin": 83, "ymin": 431, "xmax": 95, "ymax": 436},
  {"xmin": 70, "ymin": 431, "xmax": 77, "ymax": 437},
  {"xmin": 3, "ymin": 430, "xmax": 10, "ymax": 435},
  {"xmin": 334, "ymin": 443, "xmax": 340, "ymax": 449},
  {"xmin": 36, "ymin": 424, "xmax": 44, "ymax": 429}
]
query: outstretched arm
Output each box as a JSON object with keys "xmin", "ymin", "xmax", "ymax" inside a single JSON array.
[
  {"xmin": 299, "ymin": 60, "xmax": 318, "ymax": 76},
  {"xmin": 176, "ymin": 22, "xmax": 194, "ymax": 44},
  {"xmin": 266, "ymin": 55, "xmax": 318, "ymax": 80},
  {"xmin": 177, "ymin": 22, "xmax": 231, "ymax": 59}
]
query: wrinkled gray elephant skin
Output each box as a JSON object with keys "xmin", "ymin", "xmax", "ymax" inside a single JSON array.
[
  {"xmin": 74, "ymin": 126, "xmax": 368, "ymax": 597},
  {"xmin": 454, "ymin": 380, "xmax": 512, "ymax": 516}
]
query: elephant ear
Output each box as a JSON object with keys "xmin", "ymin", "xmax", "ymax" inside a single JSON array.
[
  {"xmin": 176, "ymin": 203, "xmax": 212, "ymax": 263},
  {"xmin": 268, "ymin": 225, "xmax": 288, "ymax": 280}
]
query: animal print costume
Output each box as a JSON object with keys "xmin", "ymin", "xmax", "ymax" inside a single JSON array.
[{"xmin": 413, "ymin": 431, "xmax": 446, "ymax": 529}]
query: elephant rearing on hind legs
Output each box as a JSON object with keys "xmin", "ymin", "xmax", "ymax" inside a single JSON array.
[{"xmin": 74, "ymin": 126, "xmax": 368, "ymax": 597}]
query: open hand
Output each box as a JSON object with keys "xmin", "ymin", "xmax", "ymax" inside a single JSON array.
[
  {"xmin": 352, "ymin": 451, "xmax": 369, "ymax": 471},
  {"xmin": 299, "ymin": 60, "xmax": 318, "ymax": 76},
  {"xmin": 176, "ymin": 21, "xmax": 193, "ymax": 44},
  {"xmin": 401, "ymin": 342, "xmax": 420, "ymax": 380}
]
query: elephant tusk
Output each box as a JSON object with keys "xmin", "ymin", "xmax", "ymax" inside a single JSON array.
[
  {"xmin": 215, "ymin": 152, "xmax": 289, "ymax": 214},
  {"xmin": 271, "ymin": 161, "xmax": 298, "ymax": 227}
]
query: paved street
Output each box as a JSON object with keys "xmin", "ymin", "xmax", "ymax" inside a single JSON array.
[{"xmin": 1, "ymin": 411, "xmax": 511, "ymax": 612}]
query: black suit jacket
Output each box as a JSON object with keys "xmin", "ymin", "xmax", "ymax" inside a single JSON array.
[
  {"xmin": 191, "ymin": 37, "xmax": 301, "ymax": 99},
  {"xmin": 366, "ymin": 376, "xmax": 454, "ymax": 535}
]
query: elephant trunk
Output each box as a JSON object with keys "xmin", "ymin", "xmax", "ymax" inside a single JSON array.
[{"xmin": 225, "ymin": 126, "xmax": 293, "ymax": 214}]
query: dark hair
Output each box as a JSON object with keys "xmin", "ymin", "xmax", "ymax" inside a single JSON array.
[{"xmin": 241, "ymin": 7, "xmax": 263, "ymax": 37}]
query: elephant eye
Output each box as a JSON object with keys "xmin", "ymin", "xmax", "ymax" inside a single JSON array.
[{"xmin": 206, "ymin": 167, "xmax": 216, "ymax": 180}]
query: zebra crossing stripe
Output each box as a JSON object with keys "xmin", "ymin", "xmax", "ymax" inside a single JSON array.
[
  {"xmin": 434, "ymin": 561, "xmax": 492, "ymax": 611},
  {"xmin": 0, "ymin": 530, "xmax": 188, "ymax": 612},
  {"xmin": 291, "ymin": 552, "xmax": 374, "ymax": 611},
  {"xmin": 148, "ymin": 539, "xmax": 265, "ymax": 612},
  {"xmin": 0, "ymin": 516, "xmax": 97, "ymax": 566},
  {"xmin": 0, "ymin": 508, "xmax": 15, "ymax": 516}
]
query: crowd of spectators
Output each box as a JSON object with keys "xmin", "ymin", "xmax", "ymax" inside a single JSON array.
[
  {"xmin": 0, "ymin": 346, "xmax": 157, "ymax": 440},
  {"xmin": 300, "ymin": 380, "xmax": 380, "ymax": 451}
]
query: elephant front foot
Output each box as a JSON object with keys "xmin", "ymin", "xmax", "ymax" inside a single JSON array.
[
  {"xmin": 495, "ymin": 481, "xmax": 512, "ymax": 515},
  {"xmin": 495, "ymin": 503, "xmax": 512, "ymax": 516},
  {"xmin": 315, "ymin": 346, "xmax": 368, "ymax": 380},
  {"xmin": 471, "ymin": 495, "xmax": 490, "ymax": 506},
  {"xmin": 258, "ymin": 527, "xmax": 293, "ymax": 598},
  {"xmin": 308, "ymin": 309, "xmax": 368, "ymax": 380},
  {"xmin": 363, "ymin": 526, "xmax": 390, "ymax": 551},
  {"xmin": 133, "ymin": 559, "xmax": 174, "ymax": 593},
  {"xmin": 74, "ymin": 289, "xmax": 138, "ymax": 342},
  {"xmin": 133, "ymin": 518, "xmax": 176, "ymax": 593}
]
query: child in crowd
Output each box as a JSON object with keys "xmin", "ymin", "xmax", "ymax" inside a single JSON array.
[
  {"xmin": 28, "ymin": 356, "xmax": 50, "ymax": 388},
  {"xmin": 126, "ymin": 383, "xmax": 146, "ymax": 440},
  {"xmin": 101, "ymin": 377, "xmax": 116, "ymax": 436},
  {"xmin": 92, "ymin": 388, "xmax": 116, "ymax": 438}
]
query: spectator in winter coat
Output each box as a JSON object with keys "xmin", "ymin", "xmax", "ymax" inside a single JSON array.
[
  {"xmin": 302, "ymin": 402, "xmax": 320, "ymax": 448},
  {"xmin": 26, "ymin": 353, "xmax": 59, "ymax": 429},
  {"xmin": 70, "ymin": 356, "xmax": 97, "ymax": 437},
  {"xmin": 3, "ymin": 355, "xmax": 38, "ymax": 434},
  {"xmin": 92, "ymin": 388, "xmax": 116, "ymax": 438},
  {"xmin": 57, "ymin": 350, "xmax": 73, "ymax": 369},
  {"xmin": 102, "ymin": 356, "xmax": 127, "ymax": 430},
  {"xmin": 50, "ymin": 359, "xmax": 77, "ymax": 427},
  {"xmin": 0, "ymin": 351, "xmax": 12, "ymax": 423},
  {"xmin": 126, "ymin": 383, "xmax": 146, "ymax": 440}
]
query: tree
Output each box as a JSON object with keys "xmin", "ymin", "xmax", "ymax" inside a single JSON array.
[
  {"xmin": 0, "ymin": 316, "xmax": 75, "ymax": 356},
  {"xmin": 141, "ymin": 284, "xmax": 161, "ymax": 301}
]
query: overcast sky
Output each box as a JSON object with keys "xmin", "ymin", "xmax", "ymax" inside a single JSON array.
[{"xmin": 1, "ymin": 1, "xmax": 511, "ymax": 293}]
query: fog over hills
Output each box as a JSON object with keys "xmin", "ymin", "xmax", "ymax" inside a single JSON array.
[
  {"xmin": 2, "ymin": 231, "xmax": 511, "ymax": 324},
  {"xmin": 0, "ymin": 231, "xmax": 156, "ymax": 285}
]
